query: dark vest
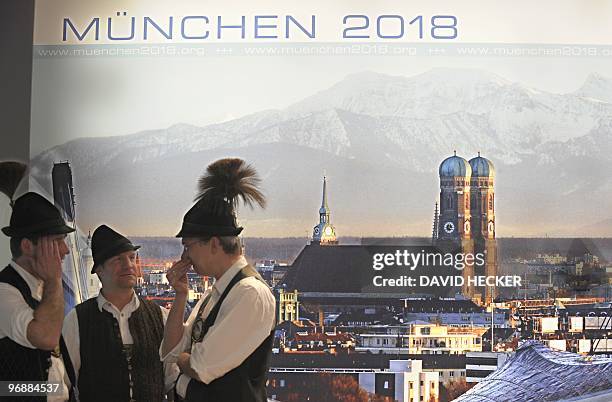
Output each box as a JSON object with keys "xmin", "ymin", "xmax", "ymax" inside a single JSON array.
[
  {"xmin": 0, "ymin": 264, "xmax": 75, "ymax": 402},
  {"xmin": 75, "ymin": 296, "xmax": 165, "ymax": 402},
  {"xmin": 185, "ymin": 265, "xmax": 275, "ymax": 402}
]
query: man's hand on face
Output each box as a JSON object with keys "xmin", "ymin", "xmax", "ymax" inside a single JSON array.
[
  {"xmin": 167, "ymin": 258, "xmax": 191, "ymax": 296},
  {"xmin": 32, "ymin": 236, "xmax": 63, "ymax": 283}
]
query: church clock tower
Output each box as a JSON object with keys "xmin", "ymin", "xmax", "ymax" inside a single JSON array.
[
  {"xmin": 469, "ymin": 153, "xmax": 497, "ymax": 302},
  {"xmin": 436, "ymin": 152, "xmax": 475, "ymax": 298},
  {"xmin": 312, "ymin": 176, "xmax": 337, "ymax": 245},
  {"xmin": 437, "ymin": 151, "xmax": 472, "ymax": 243},
  {"xmin": 434, "ymin": 152, "xmax": 498, "ymax": 303}
]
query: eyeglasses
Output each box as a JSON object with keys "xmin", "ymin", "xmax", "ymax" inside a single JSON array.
[
  {"xmin": 182, "ymin": 238, "xmax": 211, "ymax": 253},
  {"xmin": 182, "ymin": 240, "xmax": 201, "ymax": 252}
]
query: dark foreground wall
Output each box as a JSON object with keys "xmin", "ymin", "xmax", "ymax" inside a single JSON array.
[{"xmin": 0, "ymin": 0, "xmax": 35, "ymax": 262}]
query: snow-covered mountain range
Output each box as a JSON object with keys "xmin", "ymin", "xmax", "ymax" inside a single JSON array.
[{"xmin": 30, "ymin": 69, "xmax": 612, "ymax": 237}]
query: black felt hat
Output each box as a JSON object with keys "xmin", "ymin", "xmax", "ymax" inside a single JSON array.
[
  {"xmin": 176, "ymin": 158, "xmax": 265, "ymax": 238},
  {"xmin": 91, "ymin": 224, "xmax": 140, "ymax": 273},
  {"xmin": 1, "ymin": 192, "xmax": 75, "ymax": 238},
  {"xmin": 176, "ymin": 199, "xmax": 244, "ymax": 238}
]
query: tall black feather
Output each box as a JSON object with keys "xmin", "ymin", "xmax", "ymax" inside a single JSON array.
[
  {"xmin": 0, "ymin": 161, "xmax": 28, "ymax": 207},
  {"xmin": 195, "ymin": 158, "xmax": 266, "ymax": 214}
]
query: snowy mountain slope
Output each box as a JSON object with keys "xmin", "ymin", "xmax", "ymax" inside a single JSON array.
[
  {"xmin": 574, "ymin": 72, "xmax": 612, "ymax": 103},
  {"xmin": 30, "ymin": 69, "xmax": 612, "ymax": 236}
]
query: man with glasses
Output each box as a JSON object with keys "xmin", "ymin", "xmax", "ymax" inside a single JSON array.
[
  {"xmin": 161, "ymin": 158, "xmax": 275, "ymax": 402},
  {"xmin": 0, "ymin": 191, "xmax": 77, "ymax": 402},
  {"xmin": 62, "ymin": 224, "xmax": 179, "ymax": 402}
]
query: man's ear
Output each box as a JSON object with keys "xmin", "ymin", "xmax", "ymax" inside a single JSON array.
[
  {"xmin": 94, "ymin": 264, "xmax": 105, "ymax": 279},
  {"xmin": 210, "ymin": 237, "xmax": 220, "ymax": 254},
  {"xmin": 20, "ymin": 238, "xmax": 35, "ymax": 256}
]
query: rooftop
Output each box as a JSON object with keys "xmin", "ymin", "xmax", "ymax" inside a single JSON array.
[
  {"xmin": 280, "ymin": 244, "xmax": 457, "ymax": 297},
  {"xmin": 454, "ymin": 341, "xmax": 612, "ymax": 401}
]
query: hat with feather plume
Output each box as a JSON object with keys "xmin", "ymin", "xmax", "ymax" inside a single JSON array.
[{"xmin": 176, "ymin": 158, "xmax": 266, "ymax": 238}]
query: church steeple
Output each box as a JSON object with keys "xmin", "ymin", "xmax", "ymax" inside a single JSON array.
[
  {"xmin": 319, "ymin": 176, "xmax": 330, "ymax": 223},
  {"xmin": 312, "ymin": 175, "xmax": 337, "ymax": 245}
]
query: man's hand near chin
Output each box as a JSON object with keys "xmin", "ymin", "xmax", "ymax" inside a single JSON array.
[{"xmin": 160, "ymin": 258, "xmax": 191, "ymax": 358}]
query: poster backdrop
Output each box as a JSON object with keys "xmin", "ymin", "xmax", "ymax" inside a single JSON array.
[
  {"xmin": 30, "ymin": 0, "xmax": 612, "ymax": 239},
  {"xmin": 26, "ymin": 1, "xmax": 612, "ymax": 401}
]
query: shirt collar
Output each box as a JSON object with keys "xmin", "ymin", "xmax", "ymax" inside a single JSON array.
[
  {"xmin": 212, "ymin": 256, "xmax": 248, "ymax": 296},
  {"xmin": 96, "ymin": 289, "xmax": 140, "ymax": 313},
  {"xmin": 9, "ymin": 260, "xmax": 44, "ymax": 301}
]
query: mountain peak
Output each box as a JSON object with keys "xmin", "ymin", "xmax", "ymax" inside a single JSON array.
[
  {"xmin": 287, "ymin": 68, "xmax": 515, "ymax": 119},
  {"xmin": 585, "ymin": 71, "xmax": 610, "ymax": 82},
  {"xmin": 166, "ymin": 123, "xmax": 202, "ymax": 135},
  {"xmin": 575, "ymin": 72, "xmax": 612, "ymax": 103}
]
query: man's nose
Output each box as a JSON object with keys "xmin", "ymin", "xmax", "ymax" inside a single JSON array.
[
  {"xmin": 60, "ymin": 240, "xmax": 70, "ymax": 255},
  {"xmin": 121, "ymin": 257, "xmax": 135, "ymax": 270}
]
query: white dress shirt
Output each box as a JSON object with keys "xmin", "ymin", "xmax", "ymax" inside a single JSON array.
[
  {"xmin": 62, "ymin": 290, "xmax": 179, "ymax": 394},
  {"xmin": 0, "ymin": 261, "xmax": 69, "ymax": 402},
  {"xmin": 160, "ymin": 256, "xmax": 276, "ymax": 398}
]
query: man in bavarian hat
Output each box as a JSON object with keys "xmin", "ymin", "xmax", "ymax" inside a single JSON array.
[
  {"xmin": 62, "ymin": 224, "xmax": 179, "ymax": 402},
  {"xmin": 161, "ymin": 158, "xmax": 275, "ymax": 402},
  {"xmin": 0, "ymin": 176, "xmax": 76, "ymax": 402}
]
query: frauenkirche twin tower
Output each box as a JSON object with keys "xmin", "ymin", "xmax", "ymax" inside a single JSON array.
[{"xmin": 433, "ymin": 152, "xmax": 498, "ymax": 302}]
